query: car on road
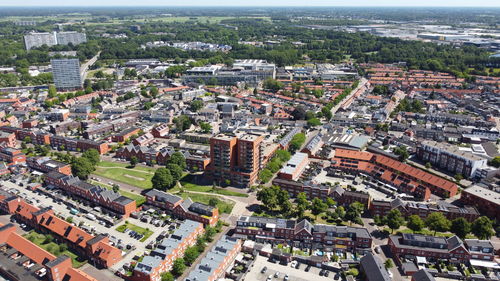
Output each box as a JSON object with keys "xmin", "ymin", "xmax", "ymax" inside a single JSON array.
[
  {"xmin": 266, "ymin": 275, "xmax": 272, "ymax": 281},
  {"xmin": 261, "ymin": 266, "xmax": 267, "ymax": 274},
  {"xmin": 284, "ymin": 274, "xmax": 289, "ymax": 280},
  {"xmin": 274, "ymin": 272, "xmax": 279, "ymax": 278}
]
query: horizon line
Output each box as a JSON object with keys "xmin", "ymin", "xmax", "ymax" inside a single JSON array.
[{"xmin": 1, "ymin": 5, "xmax": 500, "ymax": 8}]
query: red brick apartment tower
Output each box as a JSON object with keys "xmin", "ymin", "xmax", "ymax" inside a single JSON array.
[{"xmin": 208, "ymin": 135, "xmax": 238, "ymax": 184}]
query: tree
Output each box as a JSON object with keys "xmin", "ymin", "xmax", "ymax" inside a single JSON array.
[
  {"xmin": 425, "ymin": 212, "xmax": 451, "ymax": 235},
  {"xmin": 190, "ymin": 100, "xmax": 204, "ymax": 112},
  {"xmin": 489, "ymin": 156, "xmax": 500, "ymax": 168},
  {"xmin": 82, "ymin": 149, "xmax": 100, "ymax": 166},
  {"xmin": 169, "ymin": 152, "xmax": 187, "ymax": 170},
  {"xmin": 172, "ymin": 258, "xmax": 186, "ymax": 277},
  {"xmin": 208, "ymin": 198, "xmax": 219, "ymax": 207},
  {"xmin": 257, "ymin": 186, "xmax": 279, "ymax": 211},
  {"xmin": 71, "ymin": 157, "xmax": 94, "ymax": 180},
  {"xmin": 151, "ymin": 168, "xmax": 174, "ymax": 190},
  {"xmin": 130, "ymin": 156, "xmax": 138, "ymax": 167},
  {"xmin": 450, "ymin": 217, "xmax": 471, "ymax": 239},
  {"xmin": 43, "ymin": 234, "xmax": 54, "ymax": 244},
  {"xmin": 183, "ymin": 246, "xmax": 199, "ymax": 266},
  {"xmin": 161, "ymin": 272, "xmax": 174, "ymax": 281},
  {"xmin": 345, "ymin": 202, "xmax": 364, "ymax": 226},
  {"xmin": 407, "ymin": 215, "xmax": 425, "ymax": 233},
  {"xmin": 307, "ymin": 118, "xmax": 321, "ymax": 127},
  {"xmin": 291, "ymin": 106, "xmax": 306, "ymax": 120},
  {"xmin": 384, "ymin": 258, "xmax": 394, "ymax": 269},
  {"xmin": 112, "ymin": 184, "xmax": 120, "ymax": 193},
  {"xmin": 454, "ymin": 173, "xmax": 463, "ymax": 182},
  {"xmin": 295, "ymin": 192, "xmax": 309, "ymax": 218},
  {"xmin": 385, "ymin": 209, "xmax": 405, "ymax": 233},
  {"xmin": 199, "ymin": 121, "xmax": 212, "ymax": 133},
  {"xmin": 289, "ymin": 133, "xmax": 306, "ymax": 153},
  {"xmin": 48, "ymin": 84, "xmax": 57, "ymax": 98},
  {"xmin": 310, "ymin": 197, "xmax": 328, "ymax": 219},
  {"xmin": 173, "ymin": 115, "xmax": 192, "ymax": 132},
  {"xmin": 263, "ymin": 78, "xmax": 284, "ymax": 92},
  {"xmin": 471, "ymin": 216, "xmax": 494, "ymax": 240},
  {"xmin": 167, "ymin": 163, "xmax": 183, "ymax": 182},
  {"xmin": 425, "ymin": 162, "xmax": 432, "ymax": 169},
  {"xmin": 335, "ymin": 206, "xmax": 346, "ymax": 220}
]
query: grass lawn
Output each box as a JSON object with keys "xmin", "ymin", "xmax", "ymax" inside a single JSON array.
[
  {"xmin": 24, "ymin": 231, "xmax": 87, "ymax": 268},
  {"xmin": 116, "ymin": 222, "xmax": 153, "ymax": 242},
  {"xmin": 178, "ymin": 192, "xmax": 234, "ymax": 214},
  {"xmin": 89, "ymin": 180, "xmax": 146, "ymax": 206},
  {"xmin": 94, "ymin": 161, "xmax": 154, "ymax": 189},
  {"xmin": 171, "ymin": 175, "xmax": 248, "ymax": 198}
]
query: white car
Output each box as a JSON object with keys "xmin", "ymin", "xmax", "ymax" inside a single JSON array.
[{"xmin": 290, "ymin": 261, "xmax": 297, "ymax": 268}]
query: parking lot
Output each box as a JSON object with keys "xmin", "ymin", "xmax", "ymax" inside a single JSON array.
[
  {"xmin": 244, "ymin": 255, "xmax": 340, "ymax": 281},
  {"xmin": 0, "ymin": 180, "xmax": 174, "ymax": 271}
]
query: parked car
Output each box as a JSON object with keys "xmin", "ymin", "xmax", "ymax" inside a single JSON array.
[
  {"xmin": 261, "ymin": 266, "xmax": 267, "ymax": 274},
  {"xmin": 305, "ymin": 265, "xmax": 311, "ymax": 272}
]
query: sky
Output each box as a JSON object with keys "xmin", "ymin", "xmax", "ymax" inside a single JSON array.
[{"xmin": 1, "ymin": 0, "xmax": 499, "ymax": 7}]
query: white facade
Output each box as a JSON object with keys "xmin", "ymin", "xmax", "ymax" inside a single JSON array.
[{"xmin": 24, "ymin": 31, "xmax": 87, "ymax": 50}]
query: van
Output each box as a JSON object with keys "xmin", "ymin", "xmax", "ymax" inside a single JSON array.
[{"xmin": 85, "ymin": 213, "xmax": 96, "ymax": 221}]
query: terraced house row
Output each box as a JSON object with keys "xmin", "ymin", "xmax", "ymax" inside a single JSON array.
[
  {"xmin": 45, "ymin": 171, "xmax": 137, "ymax": 218},
  {"xmin": 132, "ymin": 220, "xmax": 204, "ymax": 281},
  {"xmin": 0, "ymin": 223, "xmax": 98, "ymax": 281},
  {"xmin": 144, "ymin": 189, "xmax": 219, "ymax": 226},
  {"xmin": 235, "ymin": 216, "xmax": 372, "ymax": 254},
  {"xmin": 0, "ymin": 193, "xmax": 122, "ymax": 268},
  {"xmin": 331, "ymin": 148, "xmax": 458, "ymax": 200}
]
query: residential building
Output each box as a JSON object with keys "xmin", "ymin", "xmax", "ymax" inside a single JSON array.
[
  {"xmin": 278, "ymin": 152, "xmax": 309, "ymax": 180},
  {"xmin": 27, "ymin": 157, "xmax": 72, "ymax": 175},
  {"xmin": 0, "ymin": 147, "xmax": 26, "ymax": 165},
  {"xmin": 332, "ymin": 148, "xmax": 458, "ymax": 200},
  {"xmin": 416, "ymin": 140, "xmax": 488, "ymax": 178},
  {"xmin": 360, "ymin": 253, "xmax": 391, "ymax": 281},
  {"xmin": 45, "ymin": 171, "xmax": 136, "ymax": 218},
  {"xmin": 55, "ymin": 31, "xmax": 87, "ymax": 46},
  {"xmin": 388, "ymin": 233, "xmax": 495, "ymax": 264},
  {"xmin": 184, "ymin": 236, "xmax": 242, "ymax": 281},
  {"xmin": 0, "ymin": 131, "xmax": 17, "ymax": 147},
  {"xmin": 0, "ymin": 223, "xmax": 98, "ymax": 281},
  {"xmin": 111, "ymin": 127, "xmax": 141, "ymax": 143},
  {"xmin": 369, "ymin": 198, "xmax": 479, "ymax": 222},
  {"xmin": 51, "ymin": 59, "xmax": 82, "ymax": 90},
  {"xmin": 235, "ymin": 216, "xmax": 372, "ymax": 253},
  {"xmin": 1, "ymin": 198, "xmax": 122, "ymax": 268},
  {"xmin": 412, "ymin": 269, "xmax": 435, "ymax": 281},
  {"xmin": 145, "ymin": 189, "xmax": 219, "ymax": 226},
  {"xmin": 131, "ymin": 220, "xmax": 204, "ymax": 281},
  {"xmin": 460, "ymin": 185, "xmax": 500, "ymax": 221},
  {"xmin": 24, "ymin": 32, "xmax": 57, "ymax": 50},
  {"xmin": 207, "ymin": 134, "xmax": 264, "ymax": 187}
]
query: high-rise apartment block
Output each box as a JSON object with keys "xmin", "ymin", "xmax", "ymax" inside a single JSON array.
[
  {"xmin": 24, "ymin": 31, "xmax": 87, "ymax": 50},
  {"xmin": 208, "ymin": 134, "xmax": 263, "ymax": 187},
  {"xmin": 51, "ymin": 59, "xmax": 83, "ymax": 90}
]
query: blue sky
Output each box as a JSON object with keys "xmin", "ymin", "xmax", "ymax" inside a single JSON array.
[{"xmin": 1, "ymin": 0, "xmax": 499, "ymax": 7}]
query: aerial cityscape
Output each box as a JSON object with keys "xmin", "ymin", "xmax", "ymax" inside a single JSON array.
[{"xmin": 0, "ymin": 3, "xmax": 499, "ymax": 281}]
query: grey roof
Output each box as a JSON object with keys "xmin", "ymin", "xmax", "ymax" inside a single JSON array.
[
  {"xmin": 360, "ymin": 253, "xmax": 391, "ymax": 281},
  {"xmin": 412, "ymin": 269, "xmax": 436, "ymax": 281},
  {"xmin": 145, "ymin": 189, "xmax": 182, "ymax": 204},
  {"xmin": 135, "ymin": 255, "xmax": 162, "ymax": 274}
]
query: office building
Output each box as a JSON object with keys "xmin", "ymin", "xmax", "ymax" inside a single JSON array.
[
  {"xmin": 51, "ymin": 59, "xmax": 83, "ymax": 90},
  {"xmin": 207, "ymin": 134, "xmax": 264, "ymax": 187}
]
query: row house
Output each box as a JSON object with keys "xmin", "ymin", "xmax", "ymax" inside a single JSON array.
[
  {"xmin": 131, "ymin": 220, "xmax": 204, "ymax": 281},
  {"xmin": 27, "ymin": 157, "xmax": 72, "ymax": 175},
  {"xmin": 49, "ymin": 135, "xmax": 109, "ymax": 154},
  {"xmin": 151, "ymin": 123, "xmax": 169, "ymax": 138},
  {"xmin": 0, "ymin": 126, "xmax": 50, "ymax": 145},
  {"xmin": 235, "ymin": 216, "xmax": 372, "ymax": 254},
  {"xmin": 0, "ymin": 223, "xmax": 98, "ymax": 281},
  {"xmin": 133, "ymin": 133, "xmax": 155, "ymax": 146},
  {"xmin": 272, "ymin": 178, "xmax": 371, "ymax": 208},
  {"xmin": 332, "ymin": 148, "xmax": 458, "ymax": 200},
  {"xmin": 145, "ymin": 189, "xmax": 219, "ymax": 226},
  {"xmin": 111, "ymin": 127, "xmax": 140, "ymax": 143},
  {"xmin": 0, "ymin": 131, "xmax": 16, "ymax": 147},
  {"xmin": 370, "ymin": 198, "xmax": 479, "ymax": 222},
  {"xmin": 460, "ymin": 185, "xmax": 500, "ymax": 221},
  {"xmin": 1, "ymin": 198, "xmax": 122, "ymax": 268},
  {"xmin": 45, "ymin": 171, "xmax": 136, "ymax": 217},
  {"xmin": 388, "ymin": 233, "xmax": 495, "ymax": 264},
  {"xmin": 0, "ymin": 147, "xmax": 26, "ymax": 165},
  {"xmin": 185, "ymin": 236, "xmax": 242, "ymax": 281}
]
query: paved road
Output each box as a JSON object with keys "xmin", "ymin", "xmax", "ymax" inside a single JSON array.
[
  {"xmin": 330, "ymin": 77, "xmax": 368, "ymax": 114},
  {"xmin": 81, "ymin": 52, "xmax": 101, "ymax": 80}
]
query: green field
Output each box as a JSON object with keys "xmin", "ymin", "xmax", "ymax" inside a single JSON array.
[
  {"xmin": 89, "ymin": 180, "xmax": 146, "ymax": 206},
  {"xmin": 24, "ymin": 231, "xmax": 87, "ymax": 268},
  {"xmin": 179, "ymin": 192, "xmax": 234, "ymax": 214},
  {"xmin": 116, "ymin": 222, "xmax": 153, "ymax": 242},
  {"xmin": 170, "ymin": 175, "xmax": 248, "ymax": 198},
  {"xmin": 94, "ymin": 161, "xmax": 155, "ymax": 189}
]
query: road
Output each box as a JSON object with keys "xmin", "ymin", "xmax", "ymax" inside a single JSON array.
[
  {"xmin": 330, "ymin": 77, "xmax": 368, "ymax": 115},
  {"xmin": 81, "ymin": 52, "xmax": 101, "ymax": 80}
]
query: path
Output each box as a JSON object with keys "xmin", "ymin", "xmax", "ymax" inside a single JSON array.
[
  {"xmin": 81, "ymin": 52, "xmax": 101, "ymax": 80},
  {"xmin": 330, "ymin": 77, "xmax": 368, "ymax": 114}
]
